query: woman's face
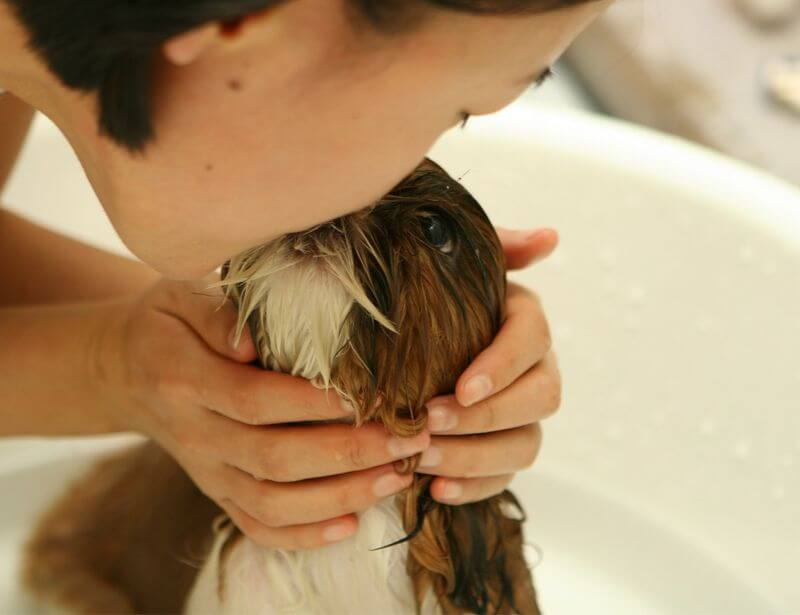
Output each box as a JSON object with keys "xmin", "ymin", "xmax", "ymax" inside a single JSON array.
[{"xmin": 50, "ymin": 0, "xmax": 610, "ymax": 279}]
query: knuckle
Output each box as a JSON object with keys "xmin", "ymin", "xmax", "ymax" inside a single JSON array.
[
  {"xmin": 173, "ymin": 425, "xmax": 203, "ymax": 455},
  {"xmin": 479, "ymin": 396, "xmax": 500, "ymax": 432},
  {"xmin": 549, "ymin": 381, "xmax": 563, "ymax": 414},
  {"xmin": 542, "ymin": 367, "xmax": 563, "ymax": 416},
  {"xmin": 541, "ymin": 325, "xmax": 553, "ymax": 353},
  {"xmin": 461, "ymin": 444, "xmax": 483, "ymax": 478},
  {"xmin": 279, "ymin": 527, "xmax": 326, "ymax": 551},
  {"xmin": 230, "ymin": 385, "xmax": 263, "ymax": 426},
  {"xmin": 247, "ymin": 529, "xmax": 274, "ymax": 550},
  {"xmin": 254, "ymin": 494, "xmax": 285, "ymax": 528},
  {"xmin": 521, "ymin": 426, "xmax": 542, "ymax": 468},
  {"xmin": 334, "ymin": 481, "xmax": 358, "ymax": 514},
  {"xmin": 343, "ymin": 433, "xmax": 369, "ymax": 470},
  {"xmin": 153, "ymin": 368, "xmax": 193, "ymax": 403},
  {"xmin": 244, "ymin": 522, "xmax": 277, "ymax": 549},
  {"xmin": 301, "ymin": 533, "xmax": 328, "ymax": 550},
  {"xmin": 252, "ymin": 441, "xmax": 284, "ymax": 482},
  {"xmin": 159, "ymin": 280, "xmax": 192, "ymax": 310}
]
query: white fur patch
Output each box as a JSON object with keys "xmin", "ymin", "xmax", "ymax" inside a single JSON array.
[{"xmin": 185, "ymin": 496, "xmax": 432, "ymax": 615}]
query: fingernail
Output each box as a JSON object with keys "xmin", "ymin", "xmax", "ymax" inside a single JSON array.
[
  {"xmin": 323, "ymin": 522, "xmax": 356, "ymax": 543},
  {"xmin": 524, "ymin": 229, "xmax": 550, "ymax": 241},
  {"xmin": 427, "ymin": 405, "xmax": 457, "ymax": 433},
  {"xmin": 440, "ymin": 481, "xmax": 463, "ymax": 501},
  {"xmin": 461, "ymin": 374, "xmax": 492, "ymax": 406},
  {"xmin": 387, "ymin": 433, "xmax": 428, "ymax": 458},
  {"xmin": 418, "ymin": 446, "xmax": 442, "ymax": 469},
  {"xmin": 372, "ymin": 472, "xmax": 411, "ymax": 498}
]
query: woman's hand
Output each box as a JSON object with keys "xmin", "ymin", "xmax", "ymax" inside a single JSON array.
[
  {"xmin": 96, "ymin": 277, "xmax": 430, "ymax": 550},
  {"xmin": 417, "ymin": 227, "xmax": 562, "ymax": 504}
]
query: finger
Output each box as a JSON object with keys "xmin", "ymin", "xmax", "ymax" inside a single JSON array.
[
  {"xmin": 195, "ymin": 409, "xmax": 430, "ymax": 481},
  {"xmin": 429, "ymin": 474, "xmax": 514, "ymax": 505},
  {"xmin": 450, "ymin": 283, "xmax": 552, "ymax": 407},
  {"xmin": 153, "ymin": 278, "xmax": 256, "ymax": 362},
  {"xmin": 219, "ymin": 499, "xmax": 359, "ymax": 550},
  {"xmin": 193, "ymin": 357, "xmax": 358, "ymax": 425},
  {"xmin": 245, "ymin": 423, "xmax": 430, "ymax": 482},
  {"xmin": 496, "ymin": 227, "xmax": 559, "ymax": 270},
  {"xmin": 416, "ymin": 423, "xmax": 542, "ymax": 478},
  {"xmin": 425, "ymin": 351, "xmax": 561, "ymax": 435},
  {"xmin": 219, "ymin": 462, "xmax": 414, "ymax": 528}
]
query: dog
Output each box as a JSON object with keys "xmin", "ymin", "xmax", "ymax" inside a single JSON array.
[{"xmin": 22, "ymin": 159, "xmax": 541, "ymax": 614}]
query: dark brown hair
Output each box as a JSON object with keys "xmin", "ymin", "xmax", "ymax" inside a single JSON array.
[
  {"xmin": 6, "ymin": 0, "xmax": 597, "ymax": 150},
  {"xmin": 222, "ymin": 158, "xmax": 540, "ymax": 613}
]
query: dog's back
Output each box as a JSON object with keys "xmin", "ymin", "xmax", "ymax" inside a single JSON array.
[{"xmin": 22, "ymin": 440, "xmax": 219, "ymax": 613}]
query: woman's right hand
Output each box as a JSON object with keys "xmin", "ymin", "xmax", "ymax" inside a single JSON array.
[{"xmin": 95, "ymin": 277, "xmax": 430, "ymax": 550}]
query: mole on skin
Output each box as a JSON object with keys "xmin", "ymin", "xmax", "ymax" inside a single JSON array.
[{"xmin": 228, "ymin": 79, "xmax": 243, "ymax": 91}]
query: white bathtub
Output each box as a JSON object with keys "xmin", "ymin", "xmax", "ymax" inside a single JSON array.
[{"xmin": 2, "ymin": 102, "xmax": 799, "ymax": 614}]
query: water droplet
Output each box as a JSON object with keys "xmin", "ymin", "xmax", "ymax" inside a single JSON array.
[
  {"xmin": 739, "ymin": 245, "xmax": 755, "ymax": 264},
  {"xmin": 733, "ymin": 439, "xmax": 752, "ymax": 459},
  {"xmin": 602, "ymin": 276, "xmax": 618, "ymax": 294},
  {"xmin": 610, "ymin": 389, "xmax": 631, "ymax": 405},
  {"xmin": 695, "ymin": 317, "xmax": 714, "ymax": 333},
  {"xmin": 599, "ymin": 247, "xmax": 618, "ymax": 269},
  {"xmin": 699, "ymin": 418, "xmax": 717, "ymax": 435},
  {"xmin": 623, "ymin": 312, "xmax": 641, "ymax": 331},
  {"xmin": 652, "ymin": 411, "xmax": 667, "ymax": 427},
  {"xmin": 628, "ymin": 286, "xmax": 647, "ymax": 305}
]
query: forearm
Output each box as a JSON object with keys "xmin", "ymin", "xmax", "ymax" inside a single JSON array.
[
  {"xmin": 0, "ymin": 300, "xmax": 126, "ymax": 437},
  {"xmin": 0, "ymin": 209, "xmax": 159, "ymax": 305}
]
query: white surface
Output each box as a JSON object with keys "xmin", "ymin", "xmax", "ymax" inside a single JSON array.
[
  {"xmin": 432, "ymin": 104, "xmax": 800, "ymax": 614},
  {"xmin": 2, "ymin": 96, "xmax": 799, "ymax": 613}
]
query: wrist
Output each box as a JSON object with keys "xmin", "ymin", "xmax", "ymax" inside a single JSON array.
[{"xmin": 86, "ymin": 298, "xmax": 140, "ymax": 434}]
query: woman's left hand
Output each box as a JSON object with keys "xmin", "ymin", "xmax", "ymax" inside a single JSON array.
[{"xmin": 417, "ymin": 227, "xmax": 562, "ymax": 504}]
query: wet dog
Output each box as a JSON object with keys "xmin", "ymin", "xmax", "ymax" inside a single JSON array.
[{"xmin": 22, "ymin": 159, "xmax": 540, "ymax": 614}]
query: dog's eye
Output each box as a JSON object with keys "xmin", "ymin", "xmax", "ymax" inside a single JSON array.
[{"xmin": 422, "ymin": 215, "xmax": 454, "ymax": 254}]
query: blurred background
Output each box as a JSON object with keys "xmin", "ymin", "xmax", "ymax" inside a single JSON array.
[{"xmin": 527, "ymin": 0, "xmax": 799, "ymax": 186}]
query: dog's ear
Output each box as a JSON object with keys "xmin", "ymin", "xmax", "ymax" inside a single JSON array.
[
  {"xmin": 330, "ymin": 240, "xmax": 457, "ymax": 435},
  {"xmin": 404, "ymin": 488, "xmax": 540, "ymax": 614}
]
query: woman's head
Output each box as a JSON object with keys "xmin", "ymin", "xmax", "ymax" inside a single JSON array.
[{"xmin": 0, "ymin": 0, "xmax": 609, "ymax": 278}]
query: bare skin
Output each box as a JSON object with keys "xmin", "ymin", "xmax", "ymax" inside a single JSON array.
[{"xmin": 0, "ymin": 0, "xmax": 610, "ymax": 549}]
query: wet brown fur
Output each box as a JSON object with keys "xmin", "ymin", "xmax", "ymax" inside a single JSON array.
[{"xmin": 22, "ymin": 159, "xmax": 540, "ymax": 614}]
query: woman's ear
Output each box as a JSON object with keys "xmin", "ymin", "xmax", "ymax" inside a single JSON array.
[{"xmin": 162, "ymin": 23, "xmax": 221, "ymax": 66}]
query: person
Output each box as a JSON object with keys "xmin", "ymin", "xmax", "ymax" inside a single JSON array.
[{"xmin": 0, "ymin": 0, "xmax": 610, "ymax": 551}]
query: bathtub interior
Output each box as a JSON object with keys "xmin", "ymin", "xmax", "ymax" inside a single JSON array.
[{"xmin": 1, "ymin": 102, "xmax": 799, "ymax": 613}]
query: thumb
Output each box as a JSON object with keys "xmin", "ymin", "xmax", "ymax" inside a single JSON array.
[
  {"xmin": 152, "ymin": 278, "xmax": 257, "ymax": 363},
  {"xmin": 496, "ymin": 227, "xmax": 559, "ymax": 270}
]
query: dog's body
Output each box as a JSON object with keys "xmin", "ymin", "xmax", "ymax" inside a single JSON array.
[{"xmin": 23, "ymin": 160, "xmax": 540, "ymax": 614}]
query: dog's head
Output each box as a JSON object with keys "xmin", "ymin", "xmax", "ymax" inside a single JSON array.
[
  {"xmin": 219, "ymin": 160, "xmax": 535, "ymax": 614},
  {"xmin": 221, "ymin": 158, "xmax": 506, "ymax": 436}
]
